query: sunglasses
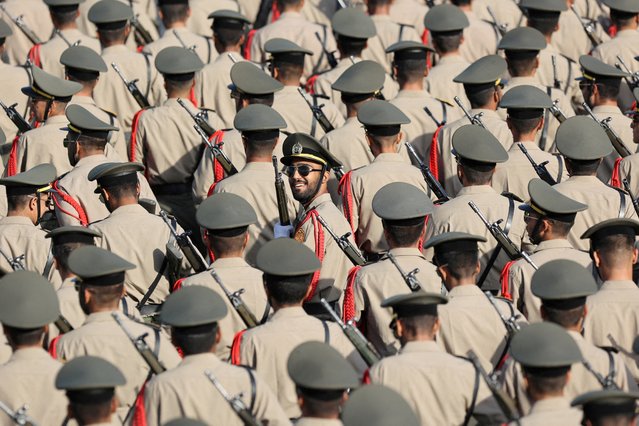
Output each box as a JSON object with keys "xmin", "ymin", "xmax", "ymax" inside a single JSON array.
[
  {"xmin": 63, "ymin": 132, "xmax": 81, "ymax": 148},
  {"xmin": 283, "ymin": 165, "xmax": 323, "ymax": 177}
]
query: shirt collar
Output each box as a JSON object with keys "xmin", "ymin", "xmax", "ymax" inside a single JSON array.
[
  {"xmin": 448, "ymin": 284, "xmax": 483, "ymax": 297},
  {"xmin": 457, "ymin": 185, "xmax": 497, "ymax": 196},
  {"xmin": 535, "ymin": 239, "xmax": 575, "ymax": 251},
  {"xmin": 400, "ymin": 340, "xmax": 441, "ymax": 354},
  {"xmin": 179, "ymin": 352, "xmax": 221, "ymax": 367},
  {"xmin": 600, "ymin": 280, "xmax": 638, "ymax": 290},
  {"xmin": 373, "ymin": 153, "xmax": 404, "ymax": 163},
  {"xmin": 529, "ymin": 397, "xmax": 572, "ymax": 414},
  {"xmin": 388, "ymin": 247, "xmax": 426, "ymax": 259},
  {"xmin": 110, "ymin": 203, "xmax": 148, "ymax": 217},
  {"xmin": 270, "ymin": 306, "xmax": 308, "ymax": 321},
  {"xmin": 212, "ymin": 257, "xmax": 252, "ymax": 268},
  {"xmin": 9, "ymin": 347, "xmax": 51, "ymax": 362}
]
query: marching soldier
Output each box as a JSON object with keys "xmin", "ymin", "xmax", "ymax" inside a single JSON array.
[
  {"xmin": 0, "ymin": 0, "xmax": 54, "ymax": 66},
  {"xmin": 572, "ymin": 390, "xmax": 639, "ymax": 425},
  {"xmin": 551, "ymin": 0, "xmax": 609, "ymax": 63},
  {"xmin": 342, "ymin": 385, "xmax": 420, "ymax": 426},
  {"xmin": 389, "ymin": 0, "xmax": 428, "ymax": 37},
  {"xmin": 141, "ymin": 285, "xmax": 290, "ymax": 425},
  {"xmin": 188, "ymin": 0, "xmax": 242, "ymax": 37},
  {"xmin": 451, "ymin": 0, "xmax": 498, "ymax": 63}
]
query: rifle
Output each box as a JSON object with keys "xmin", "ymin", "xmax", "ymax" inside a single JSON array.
[
  {"xmin": 484, "ymin": 291, "xmax": 520, "ymax": 337},
  {"xmin": 315, "ymin": 213, "xmax": 365, "ymax": 266},
  {"xmin": 111, "ymin": 63, "xmax": 151, "ymax": 109},
  {"xmin": 210, "ymin": 267, "xmax": 259, "ymax": 328},
  {"xmin": 623, "ymin": 179, "xmax": 639, "ymax": 217},
  {"xmin": 272, "ymin": 155, "xmax": 290, "ymax": 226},
  {"xmin": 549, "ymin": 100, "xmax": 567, "ymax": 124},
  {"xmin": 582, "ymin": 102, "xmax": 632, "ymax": 158},
  {"xmin": 0, "ymin": 401, "xmax": 37, "ymax": 426},
  {"xmin": 54, "ymin": 29, "xmax": 74, "ymax": 48},
  {"xmin": 387, "ymin": 252, "xmax": 421, "ymax": 292},
  {"xmin": 111, "ymin": 312, "xmax": 166, "ymax": 375},
  {"xmin": 468, "ymin": 201, "xmax": 538, "ymax": 269},
  {"xmin": 615, "ymin": 55, "xmax": 639, "ymax": 91},
  {"xmin": 0, "ymin": 252, "xmax": 25, "ymax": 272},
  {"xmin": 405, "ymin": 142, "xmax": 450, "ymax": 203},
  {"xmin": 130, "ymin": 9, "xmax": 154, "ymax": 46},
  {"xmin": 571, "ymin": 5, "xmax": 602, "ymax": 47},
  {"xmin": 454, "ymin": 96, "xmax": 486, "ymax": 129},
  {"xmin": 551, "ymin": 55, "xmax": 561, "ymax": 90},
  {"xmin": 582, "ymin": 358, "xmax": 619, "ymax": 390},
  {"xmin": 204, "ymin": 370, "xmax": 263, "ymax": 426},
  {"xmin": 315, "ymin": 32, "xmax": 338, "ymax": 69},
  {"xmin": 297, "ymin": 87, "xmax": 335, "ymax": 134},
  {"xmin": 0, "ymin": 5, "xmax": 42, "ymax": 45},
  {"xmin": 177, "ymin": 97, "xmax": 217, "ymax": 138},
  {"xmin": 608, "ymin": 334, "xmax": 639, "ymax": 360},
  {"xmin": 486, "ymin": 6, "xmax": 507, "ymax": 36},
  {"xmin": 227, "ymin": 53, "xmax": 238, "ymax": 64},
  {"xmin": 54, "ymin": 314, "xmax": 74, "ymax": 334},
  {"xmin": 466, "ymin": 350, "xmax": 521, "ymax": 423},
  {"xmin": 160, "ymin": 210, "xmax": 209, "ymax": 273},
  {"xmin": 0, "ymin": 100, "xmax": 31, "ymax": 134},
  {"xmin": 173, "ymin": 29, "xmax": 196, "ymax": 51},
  {"xmin": 193, "ymin": 124, "xmax": 238, "ymax": 177},
  {"xmin": 320, "ymin": 298, "xmax": 382, "ymax": 367},
  {"xmin": 516, "ymin": 143, "xmax": 557, "ymax": 185}
]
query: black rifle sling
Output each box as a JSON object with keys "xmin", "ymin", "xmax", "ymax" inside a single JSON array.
[
  {"xmin": 477, "ymin": 195, "xmax": 515, "ymax": 289},
  {"xmin": 240, "ymin": 366, "xmax": 257, "ymax": 412}
]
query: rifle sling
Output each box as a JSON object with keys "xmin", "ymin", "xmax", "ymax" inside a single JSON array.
[
  {"xmin": 477, "ymin": 195, "xmax": 515, "ymax": 289},
  {"xmin": 136, "ymin": 257, "xmax": 168, "ymax": 310},
  {"xmin": 456, "ymin": 356, "xmax": 480, "ymax": 426},
  {"xmin": 310, "ymin": 95, "xmax": 318, "ymax": 137},
  {"xmin": 240, "ymin": 366, "xmax": 257, "ymax": 412},
  {"xmin": 556, "ymin": 155, "xmax": 564, "ymax": 183},
  {"xmin": 314, "ymin": 25, "xmax": 328, "ymax": 74},
  {"xmin": 322, "ymin": 320, "xmax": 330, "ymax": 345},
  {"xmin": 259, "ymin": 302, "xmax": 271, "ymax": 324},
  {"xmin": 143, "ymin": 53, "xmax": 152, "ymax": 98},
  {"xmin": 609, "ymin": 186, "xmax": 627, "ymax": 218}
]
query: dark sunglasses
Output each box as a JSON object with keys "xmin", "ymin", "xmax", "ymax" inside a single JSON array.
[{"xmin": 283, "ymin": 165, "xmax": 323, "ymax": 177}]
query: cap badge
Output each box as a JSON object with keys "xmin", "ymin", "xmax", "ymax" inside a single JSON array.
[{"xmin": 292, "ymin": 142, "xmax": 304, "ymax": 155}]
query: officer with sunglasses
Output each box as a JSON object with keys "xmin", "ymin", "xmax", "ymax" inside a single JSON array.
[{"xmin": 617, "ymin": 87, "xmax": 639, "ymax": 197}]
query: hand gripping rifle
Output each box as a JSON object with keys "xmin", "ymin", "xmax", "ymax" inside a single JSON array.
[
  {"xmin": 0, "ymin": 401, "xmax": 37, "ymax": 426},
  {"xmin": 454, "ymin": 96, "xmax": 486, "ymax": 129},
  {"xmin": 112, "ymin": 63, "xmax": 151, "ymax": 109},
  {"xmin": 210, "ymin": 267, "xmax": 259, "ymax": 329},
  {"xmin": 516, "ymin": 143, "xmax": 556, "ymax": 185},
  {"xmin": 297, "ymin": 87, "xmax": 335, "ymax": 134},
  {"xmin": 0, "ymin": 100, "xmax": 31, "ymax": 134},
  {"xmin": 623, "ymin": 179, "xmax": 639, "ymax": 217},
  {"xmin": 204, "ymin": 370, "xmax": 263, "ymax": 426},
  {"xmin": 387, "ymin": 252, "xmax": 421, "ymax": 292},
  {"xmin": 272, "ymin": 155, "xmax": 290, "ymax": 226},
  {"xmin": 405, "ymin": 142, "xmax": 450, "ymax": 203},
  {"xmin": 160, "ymin": 210, "xmax": 209, "ymax": 273},
  {"xmin": 571, "ymin": 5, "xmax": 602, "ymax": 47},
  {"xmin": 0, "ymin": 5, "xmax": 42, "ymax": 45},
  {"xmin": 112, "ymin": 312, "xmax": 166, "ymax": 375},
  {"xmin": 315, "ymin": 213, "xmax": 365, "ymax": 266},
  {"xmin": 582, "ymin": 102, "xmax": 632, "ymax": 158},
  {"xmin": 321, "ymin": 298, "xmax": 382, "ymax": 367}
]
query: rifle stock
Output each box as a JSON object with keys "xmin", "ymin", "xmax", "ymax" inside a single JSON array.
[
  {"xmin": 111, "ymin": 63, "xmax": 151, "ymax": 109},
  {"xmin": 210, "ymin": 268, "xmax": 260, "ymax": 329},
  {"xmin": 160, "ymin": 211, "xmax": 208, "ymax": 273},
  {"xmin": 112, "ymin": 312, "xmax": 166, "ymax": 375},
  {"xmin": 582, "ymin": 102, "xmax": 632, "ymax": 158},
  {"xmin": 387, "ymin": 252, "xmax": 421, "ymax": 292},
  {"xmin": 297, "ymin": 88, "xmax": 335, "ymax": 133},
  {"xmin": 405, "ymin": 142, "xmax": 449, "ymax": 203},
  {"xmin": 315, "ymin": 213, "xmax": 365, "ymax": 266},
  {"xmin": 0, "ymin": 100, "xmax": 31, "ymax": 134},
  {"xmin": 0, "ymin": 5, "xmax": 42, "ymax": 45},
  {"xmin": 0, "ymin": 400, "xmax": 37, "ymax": 426}
]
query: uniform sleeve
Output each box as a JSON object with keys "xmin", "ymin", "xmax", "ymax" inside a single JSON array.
[
  {"xmin": 352, "ymin": 270, "xmax": 366, "ymax": 319},
  {"xmin": 192, "ymin": 149, "xmax": 214, "ymax": 205},
  {"xmin": 615, "ymin": 351, "xmax": 639, "ymax": 392},
  {"xmin": 507, "ymin": 261, "xmax": 524, "ymax": 313},
  {"xmin": 251, "ymin": 375, "xmax": 292, "ymax": 426},
  {"xmin": 134, "ymin": 115, "xmax": 147, "ymax": 166},
  {"xmin": 16, "ymin": 134, "xmax": 28, "ymax": 173},
  {"xmin": 239, "ymin": 332, "xmax": 257, "ymax": 368},
  {"xmin": 249, "ymin": 31, "xmax": 263, "ymax": 63},
  {"xmin": 54, "ymin": 186, "xmax": 82, "ymax": 227},
  {"xmin": 143, "ymin": 377, "xmax": 180, "ymax": 426}
]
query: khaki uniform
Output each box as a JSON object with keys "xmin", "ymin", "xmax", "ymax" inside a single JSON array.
[
  {"xmin": 15, "ymin": 114, "xmax": 72, "ymax": 176},
  {"xmin": 618, "ymin": 152, "xmax": 639, "ymax": 197},
  {"xmin": 551, "ymin": 9, "xmax": 609, "ymax": 63},
  {"xmin": 536, "ymin": 45, "xmax": 583, "ymax": 109},
  {"xmin": 353, "ymin": 248, "xmax": 443, "ymax": 356},
  {"xmin": 0, "ymin": 216, "xmax": 50, "ymax": 276},
  {"xmin": 295, "ymin": 419, "xmax": 343, "ymax": 426},
  {"xmin": 459, "ymin": 10, "xmax": 498, "ymax": 64},
  {"xmin": 492, "ymin": 142, "xmax": 567, "ymax": 201},
  {"xmin": 553, "ymin": 175, "xmax": 636, "ymax": 252},
  {"xmin": 321, "ymin": 117, "xmax": 372, "ymax": 172},
  {"xmin": 195, "ymin": 52, "xmax": 243, "ymax": 129},
  {"xmin": 213, "ymin": 161, "xmax": 298, "ymax": 265},
  {"xmin": 188, "ymin": 0, "xmax": 242, "ymax": 37},
  {"xmin": 347, "ymin": 153, "xmax": 430, "ymax": 254},
  {"xmin": 0, "ymin": 0, "xmax": 54, "ymax": 66},
  {"xmin": 584, "ymin": 280, "xmax": 639, "ymax": 381},
  {"xmin": 436, "ymin": 110, "xmax": 513, "ymax": 196},
  {"xmin": 361, "ymin": 15, "xmax": 421, "ymax": 75},
  {"xmin": 34, "ymin": 29, "xmax": 100, "ymax": 79},
  {"xmin": 0, "ymin": 347, "xmax": 67, "ymax": 426},
  {"xmin": 389, "ymin": 0, "xmax": 428, "ymax": 37},
  {"xmin": 0, "ymin": 62, "xmax": 30, "ymax": 143},
  {"xmin": 506, "ymin": 239, "xmax": 593, "ymax": 323},
  {"xmin": 143, "ymin": 27, "xmax": 216, "ymax": 65},
  {"xmin": 250, "ymin": 12, "xmax": 337, "ymax": 79},
  {"xmin": 425, "ymin": 55, "xmax": 470, "ymax": 106},
  {"xmin": 300, "ymin": 0, "xmax": 337, "ymax": 27},
  {"xmin": 180, "ymin": 258, "xmax": 270, "ymax": 361},
  {"xmin": 237, "ymin": 306, "xmax": 366, "ymax": 418},
  {"xmin": 143, "ymin": 353, "xmax": 290, "ymax": 426},
  {"xmin": 509, "ymin": 397, "xmax": 583, "ymax": 426},
  {"xmin": 474, "ymin": 0, "xmax": 524, "ymax": 32},
  {"xmin": 54, "ymin": 311, "xmax": 182, "ymax": 418},
  {"xmin": 589, "ymin": 105, "xmax": 633, "ymax": 183},
  {"xmin": 426, "ymin": 186, "xmax": 527, "ymax": 292},
  {"xmin": 369, "ymin": 341, "xmax": 504, "ymax": 426},
  {"xmin": 437, "ymin": 284, "xmax": 526, "ymax": 372}
]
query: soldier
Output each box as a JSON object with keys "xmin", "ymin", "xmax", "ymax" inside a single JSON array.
[
  {"xmin": 350, "ymin": 182, "xmax": 441, "ymax": 355},
  {"xmin": 52, "ymin": 246, "xmax": 181, "ymax": 421},
  {"xmin": 427, "ymin": 125, "xmax": 526, "ymax": 293},
  {"xmin": 213, "ymin": 104, "xmax": 295, "ymax": 265},
  {"xmin": 474, "ymin": 0, "xmax": 524, "ymax": 31},
  {"xmin": 581, "ymin": 218, "xmax": 639, "ymax": 381},
  {"xmin": 267, "ymin": 39, "xmax": 344, "ymax": 139},
  {"xmin": 233, "ymin": 238, "xmax": 366, "ymax": 418},
  {"xmin": 195, "ymin": 10, "xmax": 250, "ymax": 128},
  {"xmin": 506, "ymin": 323, "xmax": 584, "ymax": 425},
  {"xmin": 89, "ymin": 0, "xmax": 166, "ymax": 137},
  {"xmin": 14, "ymin": 66, "xmax": 82, "ymax": 175},
  {"xmin": 552, "ymin": 117, "xmax": 635, "ymax": 252},
  {"xmin": 0, "ymin": 164, "xmax": 57, "ymax": 276},
  {"xmin": 369, "ymin": 291, "xmax": 505, "ymax": 425},
  {"xmin": 550, "ymin": 0, "xmax": 609, "ymax": 63},
  {"xmin": 0, "ymin": 271, "xmax": 67, "ymax": 426},
  {"xmin": 423, "ymin": 4, "xmax": 471, "ymax": 106},
  {"xmin": 435, "ymin": 55, "xmax": 513, "ymax": 196},
  {"xmin": 143, "ymin": 0, "xmax": 216, "ymax": 65},
  {"xmin": 449, "ymin": 0, "xmax": 498, "ymax": 63},
  {"xmin": 389, "ymin": 0, "xmax": 428, "ymax": 38},
  {"xmin": 504, "ymin": 179, "xmax": 591, "ymax": 322},
  {"xmin": 0, "ymin": 0, "xmax": 54, "ymax": 66},
  {"xmin": 341, "ymin": 385, "xmax": 420, "ymax": 426},
  {"xmin": 55, "ymin": 356, "xmax": 126, "ymax": 426},
  {"xmin": 288, "ymin": 341, "xmax": 360, "ymax": 425},
  {"xmin": 179, "ymin": 192, "xmax": 270, "ymax": 361},
  {"xmin": 141, "ymin": 285, "xmax": 290, "ymax": 425},
  {"xmin": 618, "ymin": 90, "xmax": 639, "ymax": 196},
  {"xmin": 30, "ymin": 0, "xmax": 100, "ymax": 79},
  {"xmin": 188, "ymin": 0, "xmax": 242, "ymax": 37},
  {"xmin": 572, "ymin": 390, "xmax": 639, "ymax": 426}
]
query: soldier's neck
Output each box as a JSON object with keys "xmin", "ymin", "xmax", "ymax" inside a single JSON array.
[
  {"xmin": 437, "ymin": 50, "xmax": 461, "ymax": 59},
  {"xmin": 368, "ymin": 4, "xmax": 391, "ymax": 15},
  {"xmin": 598, "ymin": 265, "xmax": 633, "ymax": 282},
  {"xmin": 165, "ymin": 21, "xmax": 187, "ymax": 30},
  {"xmin": 399, "ymin": 80, "xmax": 424, "ymax": 92},
  {"xmin": 513, "ymin": 133, "xmax": 537, "ymax": 143},
  {"xmin": 594, "ymin": 98, "xmax": 617, "ymax": 108},
  {"xmin": 55, "ymin": 22, "xmax": 78, "ymax": 31},
  {"xmin": 445, "ymin": 277, "xmax": 476, "ymax": 290}
]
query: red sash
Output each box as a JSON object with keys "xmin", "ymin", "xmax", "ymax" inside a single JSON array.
[
  {"xmin": 342, "ymin": 265, "xmax": 362, "ymax": 322},
  {"xmin": 129, "ymin": 109, "xmax": 145, "ymax": 162},
  {"xmin": 499, "ymin": 260, "xmax": 516, "ymax": 301},
  {"xmin": 610, "ymin": 157, "xmax": 623, "ymax": 188},
  {"xmin": 51, "ymin": 180, "xmax": 89, "ymax": 226},
  {"xmin": 296, "ymin": 210, "xmax": 325, "ymax": 301}
]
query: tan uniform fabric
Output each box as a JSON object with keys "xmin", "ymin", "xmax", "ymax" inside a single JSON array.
[
  {"xmin": 295, "ymin": 418, "xmax": 343, "ymax": 426},
  {"xmin": 213, "ymin": 161, "xmax": 298, "ymax": 265},
  {"xmin": 436, "ymin": 111, "xmax": 513, "ymax": 196},
  {"xmin": 536, "ymin": 45, "xmax": 583, "ymax": 109},
  {"xmin": 321, "ymin": 117, "xmax": 372, "ymax": 172},
  {"xmin": 237, "ymin": 306, "xmax": 366, "ymax": 418},
  {"xmin": 553, "ymin": 175, "xmax": 636, "ymax": 252},
  {"xmin": 506, "ymin": 239, "xmax": 593, "ymax": 323},
  {"xmin": 0, "ymin": 347, "xmax": 66, "ymax": 426},
  {"xmin": 437, "ymin": 284, "xmax": 526, "ymax": 372},
  {"xmin": 389, "ymin": 0, "xmax": 428, "ymax": 37},
  {"xmin": 353, "ymin": 247, "xmax": 443, "ymax": 356},
  {"xmin": 0, "ymin": 62, "xmax": 30, "ymax": 143},
  {"xmin": 492, "ymin": 142, "xmax": 567, "ymax": 201},
  {"xmin": 16, "ymin": 114, "xmax": 72, "ymax": 176},
  {"xmin": 459, "ymin": 10, "xmax": 498, "ymax": 63},
  {"xmin": 0, "ymin": 0, "xmax": 54, "ymax": 66},
  {"xmin": 618, "ymin": 152, "xmax": 639, "ymax": 197},
  {"xmin": 237, "ymin": 0, "xmax": 260, "ymax": 23},
  {"xmin": 347, "ymin": 153, "xmax": 430, "ymax": 254},
  {"xmin": 574, "ymin": 0, "xmax": 608, "ymax": 21},
  {"xmin": 143, "ymin": 27, "xmax": 216, "ymax": 65},
  {"xmin": 195, "ymin": 51, "xmax": 243, "ymax": 129},
  {"xmin": 426, "ymin": 186, "xmax": 527, "ymax": 292},
  {"xmin": 369, "ymin": 340, "xmax": 504, "ymax": 426},
  {"xmin": 180, "ymin": 258, "xmax": 270, "ymax": 361},
  {"xmin": 0, "ymin": 333, "xmax": 9, "ymax": 365},
  {"xmin": 55, "ymin": 311, "xmax": 181, "ymax": 418},
  {"xmin": 589, "ymin": 105, "xmax": 633, "ymax": 183},
  {"xmin": 143, "ymin": 352, "xmax": 290, "ymax": 426},
  {"xmin": 300, "ymin": 0, "xmax": 337, "ymax": 27},
  {"xmin": 425, "ymin": 54, "xmax": 470, "ymax": 106},
  {"xmin": 361, "ymin": 15, "xmax": 421, "ymax": 75},
  {"xmin": 474, "ymin": 0, "xmax": 524, "ymax": 32},
  {"xmin": 584, "ymin": 280, "xmax": 639, "ymax": 381},
  {"xmin": 35, "ymin": 29, "xmax": 100, "ymax": 79},
  {"xmin": 0, "ymin": 216, "xmax": 51, "ymax": 275},
  {"xmin": 188, "ymin": 0, "xmax": 242, "ymax": 37},
  {"xmin": 508, "ymin": 397, "xmax": 583, "ymax": 426},
  {"xmin": 592, "ymin": 29, "xmax": 639, "ymax": 74},
  {"xmin": 551, "ymin": 9, "xmax": 609, "ymax": 62}
]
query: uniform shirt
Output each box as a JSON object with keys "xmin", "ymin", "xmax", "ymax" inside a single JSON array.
[
  {"xmin": 436, "ymin": 110, "xmax": 513, "ymax": 196},
  {"xmin": 0, "ymin": 62, "xmax": 30, "ymax": 142},
  {"xmin": 237, "ymin": 306, "xmax": 366, "ymax": 418},
  {"xmin": 589, "ymin": 104, "xmax": 633, "ymax": 183},
  {"xmin": 195, "ymin": 51, "xmax": 243, "ymax": 129},
  {"xmin": 618, "ymin": 152, "xmax": 639, "ymax": 197},
  {"xmin": 347, "ymin": 153, "xmax": 430, "ymax": 254},
  {"xmin": 361, "ymin": 15, "xmax": 421, "ymax": 75},
  {"xmin": 553, "ymin": 175, "xmax": 636, "ymax": 252},
  {"xmin": 492, "ymin": 142, "xmax": 567, "ymax": 201},
  {"xmin": 536, "ymin": 44, "xmax": 583, "ymax": 109},
  {"xmin": 188, "ymin": 0, "xmax": 241, "ymax": 37},
  {"xmin": 34, "ymin": 29, "xmax": 100, "ymax": 79},
  {"xmin": 592, "ymin": 29, "xmax": 639, "ymax": 74},
  {"xmin": 389, "ymin": 0, "xmax": 428, "ymax": 37},
  {"xmin": 474, "ymin": 0, "xmax": 524, "ymax": 32},
  {"xmin": 506, "ymin": 239, "xmax": 592, "ymax": 323},
  {"xmin": 425, "ymin": 54, "xmax": 470, "ymax": 107},
  {"xmin": 369, "ymin": 340, "xmax": 504, "ymax": 426},
  {"xmin": 437, "ymin": 284, "xmax": 527, "ymax": 372},
  {"xmin": 54, "ymin": 311, "xmax": 182, "ymax": 418},
  {"xmin": 0, "ymin": 347, "xmax": 66, "ymax": 426},
  {"xmin": 143, "ymin": 352, "xmax": 290, "ymax": 426},
  {"xmin": 426, "ymin": 185, "xmax": 527, "ymax": 292},
  {"xmin": 353, "ymin": 247, "xmax": 443, "ymax": 355},
  {"xmin": 300, "ymin": 0, "xmax": 336, "ymax": 27},
  {"xmin": 0, "ymin": 0, "xmax": 54, "ymax": 66},
  {"xmin": 214, "ymin": 161, "xmax": 298, "ymax": 265},
  {"xmin": 509, "ymin": 397, "xmax": 583, "ymax": 426},
  {"xmin": 459, "ymin": 10, "xmax": 498, "ymax": 63},
  {"xmin": 0, "ymin": 216, "xmax": 50, "ymax": 275},
  {"xmin": 321, "ymin": 117, "xmax": 372, "ymax": 172},
  {"xmin": 295, "ymin": 419, "xmax": 343, "ymax": 426},
  {"xmin": 143, "ymin": 27, "xmax": 216, "ymax": 65},
  {"xmin": 16, "ymin": 114, "xmax": 72, "ymax": 176},
  {"xmin": 180, "ymin": 258, "xmax": 270, "ymax": 361},
  {"xmin": 551, "ymin": 9, "xmax": 609, "ymax": 62},
  {"xmin": 584, "ymin": 280, "xmax": 639, "ymax": 381}
]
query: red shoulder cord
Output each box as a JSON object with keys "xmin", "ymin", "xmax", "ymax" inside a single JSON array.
[
  {"xmin": 211, "ymin": 130, "xmax": 226, "ymax": 183},
  {"xmin": 6, "ymin": 135, "xmax": 20, "ymax": 177},
  {"xmin": 171, "ymin": 278, "xmax": 185, "ymax": 293},
  {"xmin": 51, "ymin": 180, "xmax": 89, "ymax": 226},
  {"xmin": 132, "ymin": 381, "xmax": 148, "ymax": 426},
  {"xmin": 416, "ymin": 215, "xmax": 430, "ymax": 251},
  {"xmin": 296, "ymin": 210, "xmax": 325, "ymax": 302},
  {"xmin": 499, "ymin": 260, "xmax": 516, "ymax": 301},
  {"xmin": 188, "ymin": 87, "xmax": 198, "ymax": 107},
  {"xmin": 129, "ymin": 109, "xmax": 145, "ymax": 162},
  {"xmin": 338, "ymin": 171, "xmax": 356, "ymax": 234},
  {"xmin": 422, "ymin": 30, "xmax": 432, "ymax": 70},
  {"xmin": 305, "ymin": 74, "xmax": 319, "ymax": 95},
  {"xmin": 28, "ymin": 44, "xmax": 42, "ymax": 68},
  {"xmin": 244, "ymin": 29, "xmax": 256, "ymax": 60},
  {"xmin": 362, "ymin": 368, "xmax": 372, "ymax": 384},
  {"xmin": 230, "ymin": 329, "xmax": 247, "ymax": 365},
  {"xmin": 271, "ymin": 1, "xmax": 281, "ymax": 22},
  {"xmin": 610, "ymin": 157, "xmax": 623, "ymax": 188},
  {"xmin": 48, "ymin": 335, "xmax": 61, "ymax": 358},
  {"xmin": 609, "ymin": 25, "xmax": 617, "ymax": 37},
  {"xmin": 342, "ymin": 265, "xmax": 362, "ymax": 322},
  {"xmin": 429, "ymin": 125, "xmax": 443, "ymax": 181}
]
